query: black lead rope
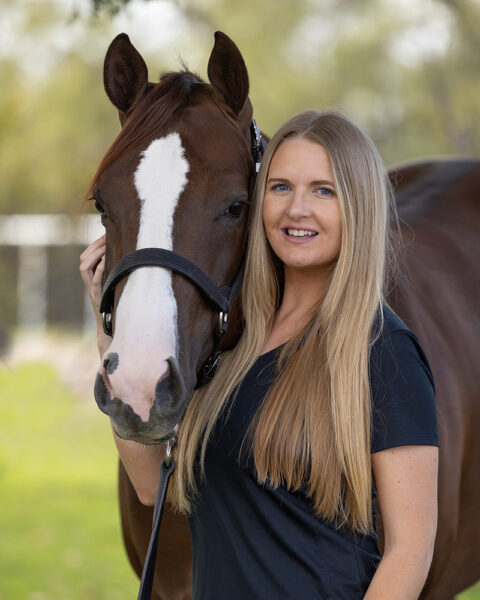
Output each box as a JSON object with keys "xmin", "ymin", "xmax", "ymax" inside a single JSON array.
[{"xmin": 137, "ymin": 440, "xmax": 176, "ymax": 600}]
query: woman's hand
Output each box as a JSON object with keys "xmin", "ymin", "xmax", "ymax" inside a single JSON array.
[{"xmin": 79, "ymin": 234, "xmax": 111, "ymax": 357}]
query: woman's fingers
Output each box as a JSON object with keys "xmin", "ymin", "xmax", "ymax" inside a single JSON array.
[
  {"xmin": 80, "ymin": 237, "xmax": 107, "ymax": 312},
  {"xmin": 79, "ymin": 236, "xmax": 112, "ymax": 357},
  {"xmin": 80, "ymin": 236, "xmax": 105, "ymax": 262},
  {"xmin": 79, "ymin": 237, "xmax": 105, "ymax": 273},
  {"xmin": 80, "ymin": 242, "xmax": 106, "ymax": 282},
  {"xmin": 79, "ymin": 234, "xmax": 105, "ymax": 262},
  {"xmin": 92, "ymin": 255, "xmax": 105, "ymax": 286},
  {"xmin": 80, "ymin": 234, "xmax": 106, "ymax": 252}
]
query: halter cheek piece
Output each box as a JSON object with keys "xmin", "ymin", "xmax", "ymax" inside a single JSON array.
[
  {"xmin": 100, "ymin": 248, "xmax": 242, "ymax": 388},
  {"xmin": 99, "ymin": 119, "xmax": 265, "ymax": 389}
]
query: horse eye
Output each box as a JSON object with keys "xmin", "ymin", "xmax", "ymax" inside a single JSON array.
[
  {"xmin": 225, "ymin": 201, "xmax": 245, "ymax": 219},
  {"xmin": 94, "ymin": 198, "xmax": 105, "ymax": 214}
]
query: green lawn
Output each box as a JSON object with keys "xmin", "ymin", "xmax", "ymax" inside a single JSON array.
[
  {"xmin": 0, "ymin": 361, "xmax": 138, "ymax": 599},
  {"xmin": 0, "ymin": 360, "xmax": 479, "ymax": 599},
  {"xmin": 462, "ymin": 584, "xmax": 480, "ymax": 600}
]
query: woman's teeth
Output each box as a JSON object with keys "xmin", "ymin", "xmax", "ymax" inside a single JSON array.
[{"xmin": 286, "ymin": 229, "xmax": 317, "ymax": 237}]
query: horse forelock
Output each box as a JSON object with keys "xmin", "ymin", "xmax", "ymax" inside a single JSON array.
[{"xmin": 88, "ymin": 70, "xmax": 209, "ymax": 194}]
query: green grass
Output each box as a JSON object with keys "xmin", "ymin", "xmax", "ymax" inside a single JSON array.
[
  {"xmin": 460, "ymin": 583, "xmax": 480, "ymax": 600},
  {"xmin": 0, "ymin": 360, "xmax": 479, "ymax": 599},
  {"xmin": 0, "ymin": 361, "xmax": 138, "ymax": 599}
]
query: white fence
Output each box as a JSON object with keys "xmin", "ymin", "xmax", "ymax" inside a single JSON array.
[{"xmin": 0, "ymin": 214, "xmax": 104, "ymax": 332}]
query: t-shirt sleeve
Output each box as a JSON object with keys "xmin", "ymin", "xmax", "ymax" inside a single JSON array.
[{"xmin": 369, "ymin": 330, "xmax": 439, "ymax": 454}]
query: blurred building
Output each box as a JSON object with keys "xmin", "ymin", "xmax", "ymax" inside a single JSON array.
[{"xmin": 0, "ymin": 215, "xmax": 103, "ymax": 335}]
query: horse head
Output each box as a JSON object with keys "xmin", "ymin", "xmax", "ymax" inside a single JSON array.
[{"xmin": 91, "ymin": 32, "xmax": 258, "ymax": 443}]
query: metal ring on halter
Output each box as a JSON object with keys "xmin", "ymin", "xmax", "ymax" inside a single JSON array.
[
  {"xmin": 217, "ymin": 311, "xmax": 228, "ymax": 336},
  {"xmin": 251, "ymin": 118, "xmax": 263, "ymax": 172},
  {"xmin": 165, "ymin": 437, "xmax": 175, "ymax": 467},
  {"xmin": 102, "ymin": 312, "xmax": 112, "ymax": 336}
]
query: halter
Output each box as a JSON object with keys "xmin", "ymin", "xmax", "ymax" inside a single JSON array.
[{"xmin": 99, "ymin": 119, "xmax": 265, "ymax": 389}]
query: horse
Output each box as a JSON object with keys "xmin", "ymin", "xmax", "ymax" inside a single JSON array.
[
  {"xmin": 90, "ymin": 31, "xmax": 257, "ymax": 599},
  {"xmin": 384, "ymin": 159, "xmax": 480, "ymax": 599},
  {"xmin": 89, "ymin": 32, "xmax": 480, "ymax": 600}
]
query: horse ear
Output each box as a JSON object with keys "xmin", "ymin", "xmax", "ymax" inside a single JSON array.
[
  {"xmin": 207, "ymin": 31, "xmax": 249, "ymax": 116},
  {"xmin": 104, "ymin": 33, "xmax": 149, "ymax": 120}
]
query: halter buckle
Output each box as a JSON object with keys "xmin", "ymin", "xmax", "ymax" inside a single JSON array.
[
  {"xmin": 102, "ymin": 312, "xmax": 113, "ymax": 337},
  {"xmin": 251, "ymin": 118, "xmax": 263, "ymax": 173},
  {"xmin": 217, "ymin": 311, "xmax": 228, "ymax": 335},
  {"xmin": 165, "ymin": 436, "xmax": 176, "ymax": 467}
]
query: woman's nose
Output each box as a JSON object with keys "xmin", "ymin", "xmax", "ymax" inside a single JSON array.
[{"xmin": 285, "ymin": 190, "xmax": 311, "ymax": 219}]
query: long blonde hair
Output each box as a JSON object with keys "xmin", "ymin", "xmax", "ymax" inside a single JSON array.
[{"xmin": 172, "ymin": 110, "xmax": 396, "ymax": 533}]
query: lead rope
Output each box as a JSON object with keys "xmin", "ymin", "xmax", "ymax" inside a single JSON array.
[{"xmin": 137, "ymin": 438, "xmax": 175, "ymax": 600}]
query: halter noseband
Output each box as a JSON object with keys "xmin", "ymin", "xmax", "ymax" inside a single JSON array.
[{"xmin": 99, "ymin": 119, "xmax": 265, "ymax": 388}]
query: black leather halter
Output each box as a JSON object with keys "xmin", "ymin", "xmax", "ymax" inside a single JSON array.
[{"xmin": 99, "ymin": 119, "xmax": 265, "ymax": 388}]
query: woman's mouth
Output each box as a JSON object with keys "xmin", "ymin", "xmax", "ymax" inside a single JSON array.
[{"xmin": 283, "ymin": 228, "xmax": 318, "ymax": 239}]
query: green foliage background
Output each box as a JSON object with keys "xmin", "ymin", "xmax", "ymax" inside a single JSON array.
[{"xmin": 2, "ymin": 0, "xmax": 480, "ymax": 216}]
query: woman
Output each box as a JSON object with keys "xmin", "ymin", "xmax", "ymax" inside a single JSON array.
[{"xmin": 80, "ymin": 110, "xmax": 438, "ymax": 599}]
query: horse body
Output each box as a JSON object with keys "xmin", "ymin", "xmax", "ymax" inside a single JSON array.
[
  {"xmin": 118, "ymin": 462, "xmax": 192, "ymax": 600},
  {"xmin": 386, "ymin": 160, "xmax": 480, "ymax": 599},
  {"xmin": 91, "ymin": 33, "xmax": 479, "ymax": 600}
]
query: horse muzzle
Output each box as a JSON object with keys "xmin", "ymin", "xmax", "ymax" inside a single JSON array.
[{"xmin": 94, "ymin": 355, "xmax": 187, "ymax": 443}]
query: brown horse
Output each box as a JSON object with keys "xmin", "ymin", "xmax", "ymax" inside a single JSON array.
[
  {"xmin": 90, "ymin": 33, "xmax": 479, "ymax": 600},
  {"xmin": 91, "ymin": 31, "xmax": 256, "ymax": 599},
  {"xmin": 384, "ymin": 160, "xmax": 480, "ymax": 599}
]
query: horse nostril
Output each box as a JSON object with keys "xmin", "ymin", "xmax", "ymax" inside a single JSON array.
[
  {"xmin": 103, "ymin": 352, "xmax": 119, "ymax": 375},
  {"xmin": 94, "ymin": 372, "xmax": 110, "ymax": 411},
  {"xmin": 154, "ymin": 356, "xmax": 186, "ymax": 408}
]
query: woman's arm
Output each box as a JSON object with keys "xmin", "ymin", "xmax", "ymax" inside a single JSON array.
[
  {"xmin": 80, "ymin": 236, "xmax": 163, "ymax": 506},
  {"xmin": 364, "ymin": 445, "xmax": 438, "ymax": 600},
  {"xmin": 112, "ymin": 429, "xmax": 165, "ymax": 506}
]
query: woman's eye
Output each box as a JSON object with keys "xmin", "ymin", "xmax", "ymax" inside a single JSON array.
[
  {"xmin": 224, "ymin": 201, "xmax": 245, "ymax": 218},
  {"xmin": 316, "ymin": 187, "xmax": 334, "ymax": 197},
  {"xmin": 271, "ymin": 183, "xmax": 289, "ymax": 192}
]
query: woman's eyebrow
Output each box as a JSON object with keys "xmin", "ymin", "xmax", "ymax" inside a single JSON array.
[
  {"xmin": 267, "ymin": 177, "xmax": 291, "ymax": 184},
  {"xmin": 311, "ymin": 180, "xmax": 335, "ymax": 187},
  {"xmin": 267, "ymin": 177, "xmax": 335, "ymax": 187}
]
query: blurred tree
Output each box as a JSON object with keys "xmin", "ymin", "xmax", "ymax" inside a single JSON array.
[
  {"xmin": 2, "ymin": 0, "xmax": 480, "ymax": 216},
  {"xmin": 92, "ymin": 0, "xmax": 135, "ymax": 13},
  {"xmin": 0, "ymin": 0, "xmax": 168, "ymax": 215},
  {"xmin": 87, "ymin": 0, "xmax": 480, "ymax": 166},
  {"xmin": 0, "ymin": 54, "xmax": 119, "ymax": 214}
]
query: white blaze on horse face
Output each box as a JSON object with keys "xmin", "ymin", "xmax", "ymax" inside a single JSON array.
[{"xmin": 104, "ymin": 133, "xmax": 189, "ymax": 421}]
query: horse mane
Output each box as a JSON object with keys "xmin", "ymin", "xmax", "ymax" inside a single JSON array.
[{"xmin": 89, "ymin": 70, "xmax": 209, "ymax": 193}]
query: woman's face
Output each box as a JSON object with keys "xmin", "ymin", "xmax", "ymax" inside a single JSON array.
[{"xmin": 262, "ymin": 137, "xmax": 342, "ymax": 278}]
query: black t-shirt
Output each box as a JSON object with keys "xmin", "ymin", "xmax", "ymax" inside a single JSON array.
[{"xmin": 188, "ymin": 306, "xmax": 438, "ymax": 599}]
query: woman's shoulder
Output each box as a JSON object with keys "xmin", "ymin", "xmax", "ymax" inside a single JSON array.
[
  {"xmin": 374, "ymin": 303, "xmax": 411, "ymax": 337},
  {"xmin": 372, "ymin": 305, "xmax": 429, "ymax": 366},
  {"xmin": 371, "ymin": 303, "xmax": 435, "ymax": 389},
  {"xmin": 369, "ymin": 304, "xmax": 438, "ymax": 453}
]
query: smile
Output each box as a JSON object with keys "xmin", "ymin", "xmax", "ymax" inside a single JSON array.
[{"xmin": 284, "ymin": 228, "xmax": 318, "ymax": 238}]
